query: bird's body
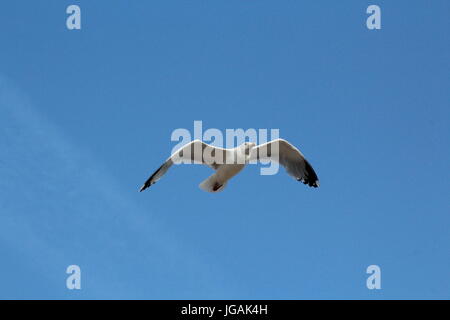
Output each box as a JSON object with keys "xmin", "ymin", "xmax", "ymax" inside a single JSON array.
[
  {"xmin": 199, "ymin": 161, "xmax": 246, "ymax": 192},
  {"xmin": 139, "ymin": 139, "xmax": 319, "ymax": 193}
]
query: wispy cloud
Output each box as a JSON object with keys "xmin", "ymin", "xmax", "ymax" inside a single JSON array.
[{"xmin": 0, "ymin": 76, "xmax": 236, "ymax": 299}]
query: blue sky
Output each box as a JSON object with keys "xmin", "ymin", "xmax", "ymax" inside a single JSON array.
[{"xmin": 0, "ymin": 1, "xmax": 449, "ymax": 299}]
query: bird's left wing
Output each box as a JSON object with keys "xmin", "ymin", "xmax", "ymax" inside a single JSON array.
[{"xmin": 249, "ymin": 139, "xmax": 319, "ymax": 188}]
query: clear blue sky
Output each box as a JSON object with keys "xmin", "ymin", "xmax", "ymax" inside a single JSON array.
[{"xmin": 0, "ymin": 1, "xmax": 449, "ymax": 299}]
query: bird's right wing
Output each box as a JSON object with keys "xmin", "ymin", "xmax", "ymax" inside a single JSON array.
[{"xmin": 139, "ymin": 140, "xmax": 231, "ymax": 192}]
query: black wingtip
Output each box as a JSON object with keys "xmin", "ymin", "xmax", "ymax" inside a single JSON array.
[
  {"xmin": 303, "ymin": 159, "xmax": 319, "ymax": 188},
  {"xmin": 139, "ymin": 184, "xmax": 148, "ymax": 192},
  {"xmin": 139, "ymin": 163, "xmax": 165, "ymax": 193},
  {"xmin": 298, "ymin": 178, "xmax": 319, "ymax": 188}
]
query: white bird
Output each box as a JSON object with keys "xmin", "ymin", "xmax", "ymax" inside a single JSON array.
[{"xmin": 139, "ymin": 139, "xmax": 319, "ymax": 193}]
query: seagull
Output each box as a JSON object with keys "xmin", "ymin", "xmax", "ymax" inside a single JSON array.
[{"xmin": 139, "ymin": 139, "xmax": 319, "ymax": 193}]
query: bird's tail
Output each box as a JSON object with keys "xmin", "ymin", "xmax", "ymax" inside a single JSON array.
[{"xmin": 199, "ymin": 174, "xmax": 227, "ymax": 193}]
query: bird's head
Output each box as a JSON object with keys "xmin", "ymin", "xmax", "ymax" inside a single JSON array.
[{"xmin": 243, "ymin": 142, "xmax": 256, "ymax": 155}]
